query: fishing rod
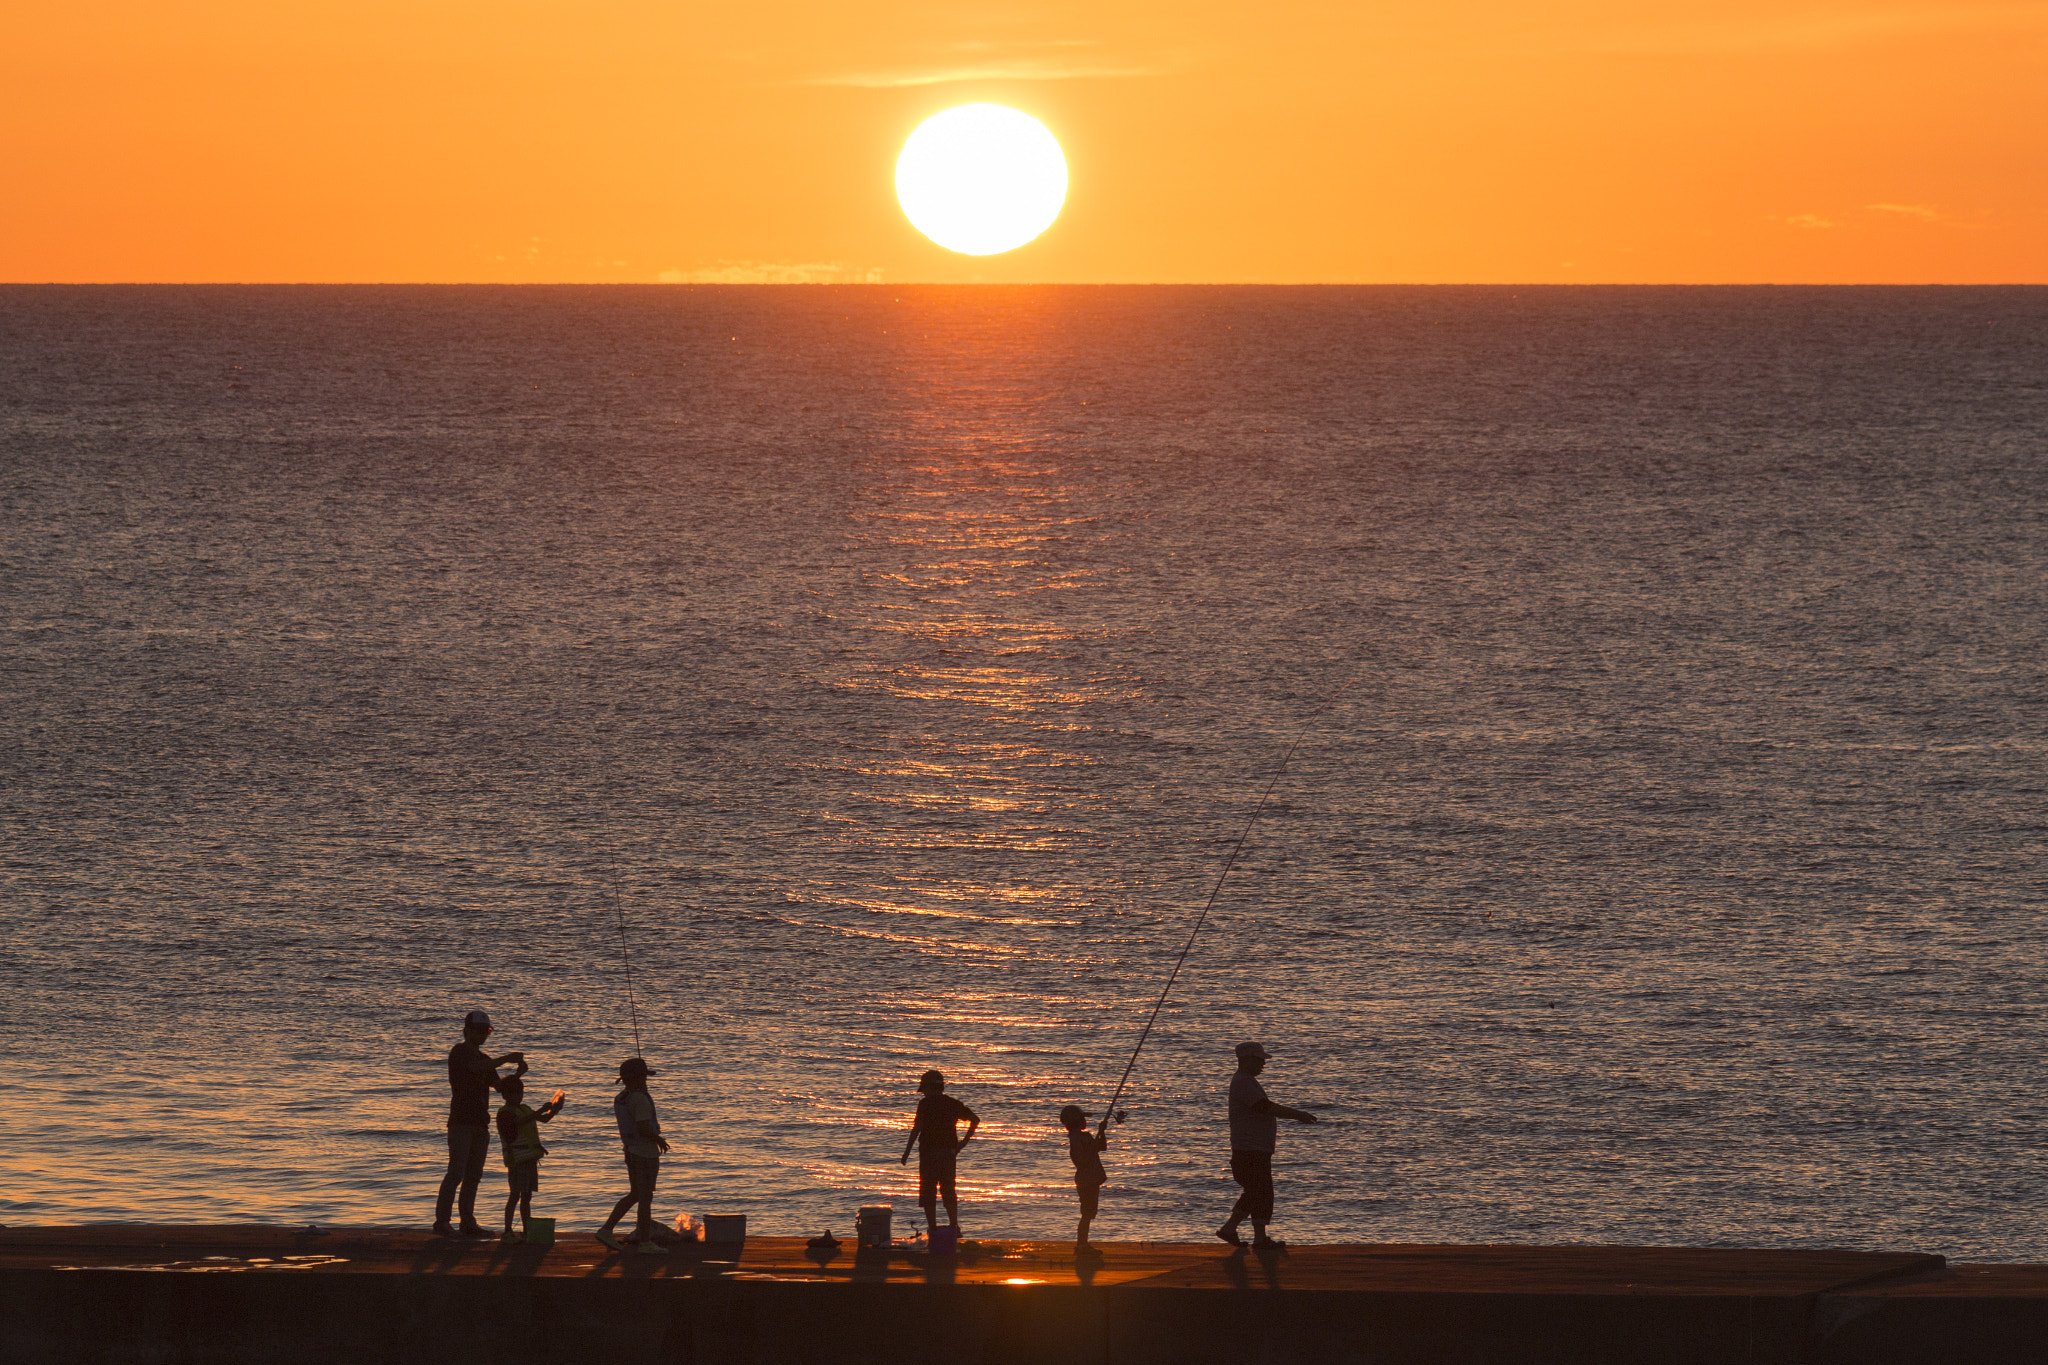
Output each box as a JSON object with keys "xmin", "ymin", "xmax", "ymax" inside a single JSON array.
[
  {"xmin": 609, "ymin": 874, "xmax": 644, "ymax": 1060},
  {"xmin": 1097, "ymin": 680, "xmax": 1355, "ymax": 1134}
]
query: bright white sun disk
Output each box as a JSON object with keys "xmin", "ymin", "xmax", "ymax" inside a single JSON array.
[{"xmin": 896, "ymin": 105, "xmax": 1068, "ymax": 256}]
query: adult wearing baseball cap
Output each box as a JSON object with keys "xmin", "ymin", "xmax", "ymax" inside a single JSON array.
[
  {"xmin": 434, "ymin": 1009, "xmax": 526, "ymax": 1236},
  {"xmin": 1217, "ymin": 1040, "xmax": 1318, "ymax": 1251},
  {"xmin": 596, "ymin": 1057, "xmax": 670, "ymax": 1253}
]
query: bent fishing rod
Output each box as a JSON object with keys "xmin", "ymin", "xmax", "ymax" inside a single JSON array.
[{"xmin": 1097, "ymin": 681, "xmax": 1354, "ymax": 1135}]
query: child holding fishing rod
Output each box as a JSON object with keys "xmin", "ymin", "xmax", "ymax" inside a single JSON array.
[{"xmin": 1058, "ymin": 1105, "xmax": 1122, "ymax": 1254}]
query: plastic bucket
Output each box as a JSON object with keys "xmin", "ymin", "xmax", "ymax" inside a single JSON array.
[
  {"xmin": 524, "ymin": 1218, "xmax": 555, "ymax": 1247},
  {"xmin": 927, "ymin": 1225, "xmax": 958, "ymax": 1255},
  {"xmin": 856, "ymin": 1205, "xmax": 891, "ymax": 1248},
  {"xmin": 703, "ymin": 1214, "xmax": 746, "ymax": 1244}
]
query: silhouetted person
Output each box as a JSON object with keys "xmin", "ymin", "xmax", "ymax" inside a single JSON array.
[
  {"xmin": 435, "ymin": 1009, "xmax": 525, "ymax": 1236},
  {"xmin": 1217, "ymin": 1040, "xmax": 1317, "ymax": 1251},
  {"xmin": 900, "ymin": 1069, "xmax": 978, "ymax": 1233},
  {"xmin": 597, "ymin": 1057, "xmax": 669, "ymax": 1253},
  {"xmin": 1059, "ymin": 1104, "xmax": 1110, "ymax": 1253},
  {"xmin": 495, "ymin": 1074, "xmax": 565, "ymax": 1241}
]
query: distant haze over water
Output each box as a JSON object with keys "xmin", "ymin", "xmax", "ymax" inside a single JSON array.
[{"xmin": 3, "ymin": 285, "xmax": 2045, "ymax": 1257}]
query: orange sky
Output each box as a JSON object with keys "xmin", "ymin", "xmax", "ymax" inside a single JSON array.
[{"xmin": 5, "ymin": 1, "xmax": 2044, "ymax": 282}]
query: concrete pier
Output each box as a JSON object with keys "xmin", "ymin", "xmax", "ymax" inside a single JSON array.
[{"xmin": 4, "ymin": 1225, "xmax": 2044, "ymax": 1363}]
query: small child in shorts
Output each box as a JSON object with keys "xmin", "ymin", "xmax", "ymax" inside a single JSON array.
[
  {"xmin": 1059, "ymin": 1104, "xmax": 1110, "ymax": 1252},
  {"xmin": 496, "ymin": 1075, "xmax": 566, "ymax": 1241}
]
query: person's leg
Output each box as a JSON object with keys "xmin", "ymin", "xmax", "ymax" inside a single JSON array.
[
  {"xmin": 600, "ymin": 1192, "xmax": 637, "ymax": 1233},
  {"xmin": 1219, "ymin": 1150, "xmax": 1254, "ymax": 1244},
  {"xmin": 939, "ymin": 1170, "xmax": 959, "ymax": 1227},
  {"xmin": 919, "ymin": 1168, "xmax": 939, "ymax": 1236},
  {"xmin": 1249, "ymin": 1154, "xmax": 1278, "ymax": 1247},
  {"xmin": 598, "ymin": 1155, "xmax": 637, "ymax": 1245},
  {"xmin": 435, "ymin": 1128, "xmax": 465, "ymax": 1230},
  {"xmin": 1076, "ymin": 1181, "xmax": 1098, "ymax": 1247},
  {"xmin": 634, "ymin": 1159, "xmax": 659, "ymax": 1240},
  {"xmin": 455, "ymin": 1126, "xmax": 489, "ymax": 1230},
  {"xmin": 503, "ymin": 1181, "xmax": 519, "ymax": 1234}
]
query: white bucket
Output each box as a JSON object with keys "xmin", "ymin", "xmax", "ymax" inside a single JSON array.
[{"xmin": 856, "ymin": 1204, "xmax": 891, "ymax": 1248}]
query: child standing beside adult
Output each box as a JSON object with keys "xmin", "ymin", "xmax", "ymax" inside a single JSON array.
[
  {"xmin": 495, "ymin": 1075, "xmax": 566, "ymax": 1241},
  {"xmin": 434, "ymin": 1009, "xmax": 525, "ymax": 1237}
]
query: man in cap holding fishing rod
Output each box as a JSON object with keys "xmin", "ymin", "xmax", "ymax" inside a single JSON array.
[
  {"xmin": 434, "ymin": 1009, "xmax": 527, "ymax": 1236},
  {"xmin": 1217, "ymin": 1041, "xmax": 1317, "ymax": 1251}
]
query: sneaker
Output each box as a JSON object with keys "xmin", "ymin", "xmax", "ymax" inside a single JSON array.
[
  {"xmin": 1214, "ymin": 1225, "xmax": 1245, "ymax": 1248},
  {"xmin": 1252, "ymin": 1236, "xmax": 1288, "ymax": 1251},
  {"xmin": 500, "ymin": 1229, "xmax": 522, "ymax": 1244},
  {"xmin": 457, "ymin": 1223, "xmax": 490, "ymax": 1237},
  {"xmin": 432, "ymin": 1223, "xmax": 456, "ymax": 1237},
  {"xmin": 595, "ymin": 1229, "xmax": 624, "ymax": 1251},
  {"xmin": 634, "ymin": 1240, "xmax": 668, "ymax": 1255}
]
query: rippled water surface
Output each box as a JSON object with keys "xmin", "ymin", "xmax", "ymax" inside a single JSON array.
[{"xmin": 4, "ymin": 285, "xmax": 2045, "ymax": 1258}]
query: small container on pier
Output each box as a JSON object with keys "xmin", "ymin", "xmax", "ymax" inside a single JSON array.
[{"xmin": 856, "ymin": 1205, "xmax": 891, "ymax": 1248}]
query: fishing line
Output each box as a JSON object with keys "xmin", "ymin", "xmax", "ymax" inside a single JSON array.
[
  {"xmin": 609, "ymin": 873, "xmax": 645, "ymax": 1060},
  {"xmin": 1098, "ymin": 678, "xmax": 1356, "ymax": 1131},
  {"xmin": 590, "ymin": 689, "xmax": 651, "ymax": 1062}
]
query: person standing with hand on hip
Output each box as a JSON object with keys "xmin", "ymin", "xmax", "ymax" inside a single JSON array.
[
  {"xmin": 900, "ymin": 1069, "xmax": 979, "ymax": 1236},
  {"xmin": 1217, "ymin": 1040, "xmax": 1318, "ymax": 1251}
]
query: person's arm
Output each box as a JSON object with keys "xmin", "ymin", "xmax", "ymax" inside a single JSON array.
[
  {"xmin": 1258, "ymin": 1098, "xmax": 1318, "ymax": 1124},
  {"xmin": 452, "ymin": 1048, "xmax": 501, "ymax": 1075},
  {"xmin": 900, "ymin": 1118, "xmax": 919, "ymax": 1165},
  {"xmin": 1243, "ymin": 1090, "xmax": 1318, "ymax": 1123},
  {"xmin": 957, "ymin": 1105, "xmax": 980, "ymax": 1148},
  {"xmin": 537, "ymin": 1091, "xmax": 566, "ymax": 1122},
  {"xmin": 455, "ymin": 1047, "xmax": 522, "ymax": 1093},
  {"xmin": 635, "ymin": 1095, "xmax": 670, "ymax": 1153}
]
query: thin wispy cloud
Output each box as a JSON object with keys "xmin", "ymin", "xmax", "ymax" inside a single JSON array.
[
  {"xmin": 810, "ymin": 60, "xmax": 1159, "ymax": 87},
  {"xmin": 660, "ymin": 262, "xmax": 884, "ymax": 284},
  {"xmin": 802, "ymin": 38, "xmax": 1167, "ymax": 88},
  {"xmin": 1785, "ymin": 214, "xmax": 1839, "ymax": 229},
  {"xmin": 1867, "ymin": 202, "xmax": 1941, "ymax": 220},
  {"xmin": 1590, "ymin": 2, "xmax": 2048, "ymax": 54}
]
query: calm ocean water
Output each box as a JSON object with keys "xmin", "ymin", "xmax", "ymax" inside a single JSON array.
[{"xmin": 3, "ymin": 285, "xmax": 2045, "ymax": 1258}]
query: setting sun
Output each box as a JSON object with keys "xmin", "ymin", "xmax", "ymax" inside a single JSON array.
[{"xmin": 895, "ymin": 104, "xmax": 1068, "ymax": 257}]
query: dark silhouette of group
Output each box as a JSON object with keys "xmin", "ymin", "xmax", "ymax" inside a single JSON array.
[{"xmin": 438, "ymin": 1012, "xmax": 1320, "ymax": 1254}]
